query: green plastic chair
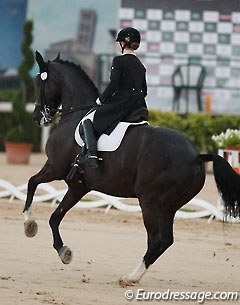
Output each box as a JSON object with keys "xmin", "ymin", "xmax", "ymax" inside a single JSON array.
[{"xmin": 172, "ymin": 63, "xmax": 206, "ymax": 113}]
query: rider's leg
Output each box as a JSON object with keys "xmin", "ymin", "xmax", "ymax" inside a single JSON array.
[{"xmin": 76, "ymin": 119, "xmax": 98, "ymax": 168}]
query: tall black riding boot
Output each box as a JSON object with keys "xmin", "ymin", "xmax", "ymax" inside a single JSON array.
[{"xmin": 76, "ymin": 119, "xmax": 98, "ymax": 169}]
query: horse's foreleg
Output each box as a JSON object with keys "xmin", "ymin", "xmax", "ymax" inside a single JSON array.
[
  {"xmin": 49, "ymin": 183, "xmax": 88, "ymax": 264},
  {"xmin": 23, "ymin": 161, "xmax": 55, "ymax": 237},
  {"xmin": 119, "ymin": 208, "xmax": 174, "ymax": 287}
]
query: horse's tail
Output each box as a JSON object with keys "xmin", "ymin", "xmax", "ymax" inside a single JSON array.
[{"xmin": 199, "ymin": 154, "xmax": 240, "ymax": 218}]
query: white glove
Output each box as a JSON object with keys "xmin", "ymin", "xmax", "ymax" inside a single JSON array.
[{"xmin": 96, "ymin": 98, "xmax": 102, "ymax": 105}]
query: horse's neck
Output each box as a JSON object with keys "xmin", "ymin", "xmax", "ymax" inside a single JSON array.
[
  {"xmin": 61, "ymin": 73, "xmax": 98, "ymax": 112},
  {"xmin": 61, "ymin": 89, "xmax": 96, "ymax": 110}
]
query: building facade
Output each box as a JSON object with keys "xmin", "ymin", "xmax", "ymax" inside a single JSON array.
[
  {"xmin": 77, "ymin": 9, "xmax": 97, "ymax": 51},
  {"xmin": 0, "ymin": 0, "xmax": 27, "ymax": 70},
  {"xmin": 45, "ymin": 9, "xmax": 98, "ymax": 83}
]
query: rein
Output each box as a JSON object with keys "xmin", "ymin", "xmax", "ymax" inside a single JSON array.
[
  {"xmin": 60, "ymin": 105, "xmax": 96, "ymax": 117},
  {"xmin": 35, "ymin": 103, "xmax": 96, "ymax": 123},
  {"xmin": 52, "ymin": 105, "xmax": 96, "ymax": 121}
]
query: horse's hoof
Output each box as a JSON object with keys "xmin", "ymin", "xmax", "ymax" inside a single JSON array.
[
  {"xmin": 59, "ymin": 246, "xmax": 73, "ymax": 264},
  {"xmin": 118, "ymin": 276, "xmax": 137, "ymax": 287},
  {"xmin": 24, "ymin": 220, "xmax": 38, "ymax": 237}
]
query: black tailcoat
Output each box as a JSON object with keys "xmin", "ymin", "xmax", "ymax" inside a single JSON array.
[{"xmin": 93, "ymin": 54, "xmax": 148, "ymax": 136}]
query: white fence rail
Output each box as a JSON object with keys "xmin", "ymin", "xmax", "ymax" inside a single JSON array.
[
  {"xmin": 0, "ymin": 102, "xmax": 35, "ymax": 112},
  {"xmin": 0, "ymin": 179, "xmax": 239, "ymax": 223}
]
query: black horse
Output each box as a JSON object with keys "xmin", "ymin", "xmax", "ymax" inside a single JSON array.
[{"xmin": 23, "ymin": 51, "xmax": 240, "ymax": 286}]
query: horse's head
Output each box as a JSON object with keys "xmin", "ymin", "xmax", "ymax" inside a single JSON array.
[
  {"xmin": 34, "ymin": 51, "xmax": 62, "ymax": 126},
  {"xmin": 34, "ymin": 51, "xmax": 99, "ymax": 127}
]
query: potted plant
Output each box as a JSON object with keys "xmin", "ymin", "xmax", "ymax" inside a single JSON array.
[
  {"xmin": 212, "ymin": 129, "xmax": 240, "ymax": 173},
  {"xmin": 4, "ymin": 20, "xmax": 35, "ymax": 164},
  {"xmin": 5, "ymin": 92, "xmax": 34, "ymax": 164}
]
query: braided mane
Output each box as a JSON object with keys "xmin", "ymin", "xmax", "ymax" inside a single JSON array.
[{"xmin": 54, "ymin": 58, "xmax": 99, "ymax": 95}]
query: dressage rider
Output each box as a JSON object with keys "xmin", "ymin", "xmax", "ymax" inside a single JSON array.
[{"xmin": 75, "ymin": 27, "xmax": 148, "ymax": 169}]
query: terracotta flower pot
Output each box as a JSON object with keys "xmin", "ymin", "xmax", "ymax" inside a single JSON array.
[
  {"xmin": 222, "ymin": 147, "xmax": 240, "ymax": 174},
  {"xmin": 5, "ymin": 142, "xmax": 33, "ymax": 164},
  {"xmin": 226, "ymin": 146, "xmax": 240, "ymax": 150}
]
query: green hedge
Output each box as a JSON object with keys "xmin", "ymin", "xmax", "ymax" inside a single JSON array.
[
  {"xmin": 149, "ymin": 110, "xmax": 240, "ymax": 152},
  {"xmin": 0, "ymin": 89, "xmax": 19, "ymax": 101}
]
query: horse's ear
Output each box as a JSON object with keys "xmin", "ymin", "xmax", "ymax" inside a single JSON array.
[
  {"xmin": 54, "ymin": 52, "xmax": 60, "ymax": 62},
  {"xmin": 35, "ymin": 51, "xmax": 46, "ymax": 71}
]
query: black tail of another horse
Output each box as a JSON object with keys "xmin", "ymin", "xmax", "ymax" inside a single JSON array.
[{"xmin": 200, "ymin": 154, "xmax": 240, "ymax": 218}]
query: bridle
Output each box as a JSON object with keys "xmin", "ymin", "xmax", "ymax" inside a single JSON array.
[
  {"xmin": 36, "ymin": 63, "xmax": 95, "ymax": 126},
  {"xmin": 36, "ymin": 61, "xmax": 59, "ymax": 126}
]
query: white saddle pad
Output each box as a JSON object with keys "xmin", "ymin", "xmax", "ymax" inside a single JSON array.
[{"xmin": 74, "ymin": 110, "xmax": 148, "ymax": 152}]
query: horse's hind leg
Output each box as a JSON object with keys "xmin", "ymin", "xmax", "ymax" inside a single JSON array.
[
  {"xmin": 119, "ymin": 165, "xmax": 205, "ymax": 286},
  {"xmin": 23, "ymin": 161, "xmax": 56, "ymax": 237},
  {"xmin": 119, "ymin": 207, "xmax": 175, "ymax": 286},
  {"xmin": 49, "ymin": 182, "xmax": 88, "ymax": 264}
]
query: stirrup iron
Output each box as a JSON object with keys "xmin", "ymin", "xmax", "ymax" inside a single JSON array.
[{"xmin": 76, "ymin": 154, "xmax": 99, "ymax": 169}]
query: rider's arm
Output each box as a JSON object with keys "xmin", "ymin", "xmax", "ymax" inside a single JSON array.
[
  {"xmin": 99, "ymin": 56, "xmax": 122, "ymax": 103},
  {"xmin": 142, "ymin": 75, "xmax": 147, "ymax": 98}
]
